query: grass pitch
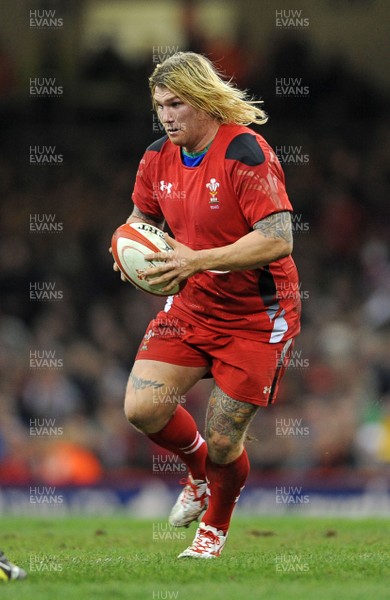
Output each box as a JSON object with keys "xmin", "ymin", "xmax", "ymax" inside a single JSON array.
[{"xmin": 1, "ymin": 516, "xmax": 389, "ymax": 599}]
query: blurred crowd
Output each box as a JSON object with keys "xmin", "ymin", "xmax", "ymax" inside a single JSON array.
[{"xmin": 0, "ymin": 33, "xmax": 389, "ymax": 486}]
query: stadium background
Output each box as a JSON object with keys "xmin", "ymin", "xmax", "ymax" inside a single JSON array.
[{"xmin": 0, "ymin": 0, "xmax": 389, "ymax": 516}]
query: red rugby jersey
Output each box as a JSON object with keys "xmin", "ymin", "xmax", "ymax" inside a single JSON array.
[{"xmin": 132, "ymin": 123, "xmax": 301, "ymax": 342}]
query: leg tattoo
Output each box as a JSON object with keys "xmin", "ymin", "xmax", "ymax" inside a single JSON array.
[
  {"xmin": 129, "ymin": 373, "xmax": 165, "ymax": 391},
  {"xmin": 205, "ymin": 385, "xmax": 258, "ymax": 445}
]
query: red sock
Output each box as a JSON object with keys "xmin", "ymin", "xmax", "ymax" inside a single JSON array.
[
  {"xmin": 203, "ymin": 449, "xmax": 250, "ymax": 533},
  {"xmin": 147, "ymin": 405, "xmax": 207, "ymax": 481}
]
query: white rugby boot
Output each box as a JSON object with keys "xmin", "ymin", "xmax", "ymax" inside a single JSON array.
[
  {"xmin": 177, "ymin": 522, "xmax": 227, "ymax": 558},
  {"xmin": 168, "ymin": 475, "xmax": 208, "ymax": 527}
]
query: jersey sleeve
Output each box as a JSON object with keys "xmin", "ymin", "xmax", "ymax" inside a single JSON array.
[
  {"xmin": 131, "ymin": 150, "xmax": 164, "ymax": 222},
  {"xmin": 228, "ymin": 135, "xmax": 293, "ymax": 227}
]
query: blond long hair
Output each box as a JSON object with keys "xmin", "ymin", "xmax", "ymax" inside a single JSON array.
[{"xmin": 149, "ymin": 51, "xmax": 268, "ymax": 126}]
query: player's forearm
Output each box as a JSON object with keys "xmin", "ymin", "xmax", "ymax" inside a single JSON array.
[
  {"xmin": 197, "ymin": 230, "xmax": 292, "ymax": 272},
  {"xmin": 126, "ymin": 207, "xmax": 165, "ymax": 229}
]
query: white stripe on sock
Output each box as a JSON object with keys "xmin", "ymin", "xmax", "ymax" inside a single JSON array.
[
  {"xmin": 180, "ymin": 432, "xmax": 200, "ymax": 451},
  {"xmin": 180, "ymin": 432, "xmax": 205, "ymax": 454}
]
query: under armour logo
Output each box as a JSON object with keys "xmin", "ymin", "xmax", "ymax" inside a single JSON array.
[
  {"xmin": 234, "ymin": 485, "xmax": 245, "ymax": 503},
  {"xmin": 263, "ymin": 386, "xmax": 272, "ymax": 394},
  {"xmin": 160, "ymin": 180, "xmax": 173, "ymax": 194}
]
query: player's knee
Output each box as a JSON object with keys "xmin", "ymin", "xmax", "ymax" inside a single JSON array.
[
  {"xmin": 123, "ymin": 385, "xmax": 148, "ymax": 427},
  {"xmin": 124, "ymin": 387, "xmax": 174, "ymax": 433},
  {"xmin": 123, "ymin": 407, "xmax": 140, "ymax": 429},
  {"xmin": 206, "ymin": 430, "xmax": 238, "ymax": 463}
]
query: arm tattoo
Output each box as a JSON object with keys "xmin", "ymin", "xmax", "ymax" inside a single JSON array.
[
  {"xmin": 206, "ymin": 385, "xmax": 258, "ymax": 444},
  {"xmin": 130, "ymin": 373, "xmax": 165, "ymax": 391},
  {"xmin": 131, "ymin": 206, "xmax": 165, "ymax": 229},
  {"xmin": 253, "ymin": 211, "xmax": 293, "ymax": 245}
]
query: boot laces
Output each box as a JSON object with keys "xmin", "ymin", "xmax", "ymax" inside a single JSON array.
[
  {"xmin": 192, "ymin": 527, "xmax": 221, "ymax": 552},
  {"xmin": 179, "ymin": 477, "xmax": 206, "ymax": 507}
]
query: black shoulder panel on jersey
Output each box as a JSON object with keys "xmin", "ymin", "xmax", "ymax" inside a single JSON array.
[
  {"xmin": 146, "ymin": 135, "xmax": 168, "ymax": 152},
  {"xmin": 225, "ymin": 133, "xmax": 265, "ymax": 166}
]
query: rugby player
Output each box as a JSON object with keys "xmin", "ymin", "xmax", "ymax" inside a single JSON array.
[{"xmin": 112, "ymin": 52, "xmax": 301, "ymax": 558}]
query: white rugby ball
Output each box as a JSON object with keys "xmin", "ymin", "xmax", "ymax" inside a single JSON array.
[{"xmin": 111, "ymin": 222, "xmax": 180, "ymax": 296}]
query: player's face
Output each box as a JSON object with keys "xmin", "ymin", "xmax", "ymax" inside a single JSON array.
[{"xmin": 154, "ymin": 86, "xmax": 217, "ymax": 153}]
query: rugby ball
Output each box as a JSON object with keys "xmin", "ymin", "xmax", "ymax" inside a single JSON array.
[{"xmin": 111, "ymin": 222, "xmax": 180, "ymax": 296}]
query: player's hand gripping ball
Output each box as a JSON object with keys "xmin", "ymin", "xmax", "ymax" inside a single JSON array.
[{"xmin": 111, "ymin": 222, "xmax": 181, "ymax": 296}]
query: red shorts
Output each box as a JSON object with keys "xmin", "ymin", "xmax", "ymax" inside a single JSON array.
[{"xmin": 135, "ymin": 311, "xmax": 294, "ymax": 407}]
